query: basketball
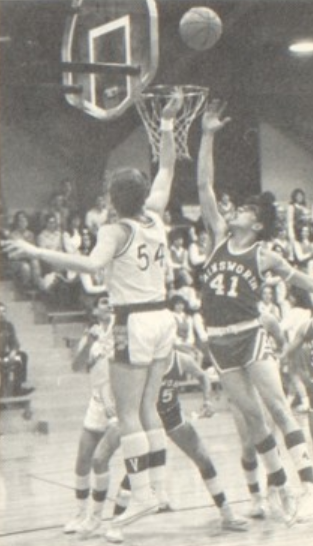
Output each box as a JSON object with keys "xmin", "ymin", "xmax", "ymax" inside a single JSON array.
[{"xmin": 179, "ymin": 7, "xmax": 223, "ymax": 51}]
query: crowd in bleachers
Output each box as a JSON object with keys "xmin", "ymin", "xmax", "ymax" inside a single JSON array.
[{"xmin": 2, "ymin": 182, "xmax": 313, "ymax": 404}]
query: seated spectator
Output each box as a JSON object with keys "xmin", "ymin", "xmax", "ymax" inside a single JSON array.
[
  {"xmin": 174, "ymin": 269, "xmax": 201, "ymax": 311},
  {"xmin": 272, "ymin": 227, "xmax": 292, "ymax": 261},
  {"xmin": 9, "ymin": 211, "xmax": 35, "ymax": 289},
  {"xmin": 188, "ymin": 223, "xmax": 212, "ymax": 288},
  {"xmin": 217, "ymin": 191, "xmax": 235, "ymax": 221},
  {"xmin": 274, "ymin": 203, "xmax": 287, "ymax": 232},
  {"xmin": 0, "ymin": 302, "xmax": 34, "ymax": 397},
  {"xmin": 62, "ymin": 211, "xmax": 83, "ymax": 282},
  {"xmin": 85, "ymin": 194, "xmax": 108, "ymax": 237},
  {"xmin": 170, "ymin": 295, "xmax": 195, "ymax": 346},
  {"xmin": 258, "ymin": 285, "xmax": 280, "ymax": 321},
  {"xmin": 37, "ymin": 213, "xmax": 63, "ymax": 251},
  {"xmin": 41, "ymin": 192, "xmax": 70, "ymax": 232},
  {"xmin": 293, "ymin": 225, "xmax": 313, "ymax": 273},
  {"xmin": 169, "ymin": 228, "xmax": 189, "ymax": 279},
  {"xmin": 163, "ymin": 209, "xmax": 174, "ymax": 238},
  {"xmin": 78, "ymin": 229, "xmax": 108, "ymax": 311}
]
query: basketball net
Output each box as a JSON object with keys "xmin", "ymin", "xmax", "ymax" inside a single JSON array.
[{"xmin": 136, "ymin": 85, "xmax": 209, "ymax": 161}]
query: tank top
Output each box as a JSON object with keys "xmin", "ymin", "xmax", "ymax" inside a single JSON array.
[
  {"xmin": 107, "ymin": 211, "xmax": 168, "ymax": 305},
  {"xmin": 201, "ymin": 238, "xmax": 264, "ymax": 327},
  {"xmin": 157, "ymin": 352, "xmax": 184, "ymax": 414}
]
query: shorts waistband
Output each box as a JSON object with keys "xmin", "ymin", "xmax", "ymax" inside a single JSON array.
[
  {"xmin": 206, "ymin": 318, "xmax": 261, "ymax": 338},
  {"xmin": 114, "ymin": 301, "xmax": 168, "ymax": 315}
]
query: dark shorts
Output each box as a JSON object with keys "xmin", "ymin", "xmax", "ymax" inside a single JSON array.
[
  {"xmin": 158, "ymin": 402, "xmax": 184, "ymax": 432},
  {"xmin": 207, "ymin": 327, "xmax": 273, "ymax": 374}
]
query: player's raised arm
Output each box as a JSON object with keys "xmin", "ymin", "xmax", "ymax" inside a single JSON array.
[
  {"xmin": 260, "ymin": 246, "xmax": 313, "ymax": 293},
  {"xmin": 145, "ymin": 89, "xmax": 183, "ymax": 216},
  {"xmin": 197, "ymin": 100, "xmax": 231, "ymax": 244}
]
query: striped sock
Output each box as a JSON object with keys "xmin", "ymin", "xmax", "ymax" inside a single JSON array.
[
  {"xmin": 91, "ymin": 471, "xmax": 110, "ymax": 515},
  {"xmin": 75, "ymin": 474, "xmax": 90, "ymax": 511},
  {"xmin": 200, "ymin": 462, "xmax": 226, "ymax": 508},
  {"xmin": 241, "ymin": 457, "xmax": 260, "ymax": 495},
  {"xmin": 255, "ymin": 434, "xmax": 287, "ymax": 487},
  {"xmin": 285, "ymin": 430, "xmax": 313, "ymax": 484},
  {"xmin": 121, "ymin": 432, "xmax": 151, "ymax": 501}
]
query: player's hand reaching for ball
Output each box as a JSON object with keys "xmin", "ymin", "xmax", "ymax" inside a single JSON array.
[
  {"xmin": 1, "ymin": 238, "xmax": 39, "ymax": 260},
  {"xmin": 162, "ymin": 87, "xmax": 184, "ymax": 119},
  {"xmin": 201, "ymin": 99, "xmax": 231, "ymax": 134}
]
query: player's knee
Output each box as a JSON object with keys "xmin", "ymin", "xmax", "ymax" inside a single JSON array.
[{"xmin": 268, "ymin": 399, "xmax": 292, "ymax": 428}]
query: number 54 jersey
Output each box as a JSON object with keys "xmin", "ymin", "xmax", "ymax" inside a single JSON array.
[
  {"xmin": 201, "ymin": 238, "xmax": 264, "ymax": 327},
  {"xmin": 107, "ymin": 210, "xmax": 168, "ymax": 305}
]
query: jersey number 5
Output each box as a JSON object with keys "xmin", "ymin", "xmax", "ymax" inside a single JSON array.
[
  {"xmin": 210, "ymin": 273, "xmax": 239, "ymax": 298},
  {"xmin": 137, "ymin": 243, "xmax": 165, "ymax": 271}
]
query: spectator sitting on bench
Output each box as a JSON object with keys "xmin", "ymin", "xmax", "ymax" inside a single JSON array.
[{"xmin": 0, "ymin": 302, "xmax": 34, "ymax": 397}]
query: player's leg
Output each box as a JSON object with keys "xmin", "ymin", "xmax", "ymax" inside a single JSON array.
[
  {"xmin": 140, "ymin": 354, "xmax": 172, "ymax": 510},
  {"xmin": 249, "ymin": 357, "xmax": 313, "ymax": 521},
  {"xmin": 64, "ymin": 427, "xmax": 103, "ymax": 534},
  {"xmin": 168, "ymin": 420, "xmax": 247, "ymax": 532},
  {"xmin": 220, "ymin": 368, "xmax": 294, "ymax": 524},
  {"xmin": 230, "ymin": 403, "xmax": 265, "ymax": 518},
  {"xmin": 78, "ymin": 422, "xmax": 121, "ymax": 538}
]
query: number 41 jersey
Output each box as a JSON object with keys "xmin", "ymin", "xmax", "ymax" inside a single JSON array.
[
  {"xmin": 107, "ymin": 210, "xmax": 168, "ymax": 305},
  {"xmin": 201, "ymin": 238, "xmax": 264, "ymax": 327}
]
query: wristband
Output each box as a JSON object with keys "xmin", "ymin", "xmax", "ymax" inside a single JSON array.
[{"xmin": 160, "ymin": 118, "xmax": 174, "ymax": 131}]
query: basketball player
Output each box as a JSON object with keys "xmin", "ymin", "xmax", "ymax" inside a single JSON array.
[
  {"xmin": 282, "ymin": 318, "xmax": 313, "ymax": 441},
  {"xmin": 195, "ymin": 99, "xmax": 313, "ymax": 524},
  {"xmin": 105, "ymin": 348, "xmax": 248, "ymax": 543},
  {"xmin": 64, "ymin": 296, "xmax": 120, "ymax": 536},
  {"xmin": 3, "ymin": 90, "xmax": 183, "ymax": 525}
]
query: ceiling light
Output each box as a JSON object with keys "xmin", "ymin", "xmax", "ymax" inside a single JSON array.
[{"xmin": 289, "ymin": 40, "xmax": 313, "ymax": 54}]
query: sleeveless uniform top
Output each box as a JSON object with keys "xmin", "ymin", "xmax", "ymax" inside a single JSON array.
[
  {"xmin": 157, "ymin": 352, "xmax": 184, "ymax": 415},
  {"xmin": 201, "ymin": 238, "xmax": 264, "ymax": 327},
  {"xmin": 107, "ymin": 211, "xmax": 168, "ymax": 306}
]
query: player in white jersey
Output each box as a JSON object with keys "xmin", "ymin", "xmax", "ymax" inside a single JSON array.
[
  {"xmin": 64, "ymin": 296, "xmax": 120, "ymax": 536},
  {"xmin": 4, "ymin": 90, "xmax": 184, "ymax": 526}
]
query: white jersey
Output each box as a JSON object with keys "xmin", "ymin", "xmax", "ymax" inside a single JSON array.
[{"xmin": 107, "ymin": 210, "xmax": 168, "ymax": 305}]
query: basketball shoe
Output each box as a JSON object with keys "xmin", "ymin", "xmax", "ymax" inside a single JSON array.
[
  {"xmin": 111, "ymin": 492, "xmax": 158, "ymax": 527},
  {"xmin": 296, "ymin": 485, "xmax": 313, "ymax": 523},
  {"xmin": 220, "ymin": 504, "xmax": 248, "ymax": 532},
  {"xmin": 63, "ymin": 510, "xmax": 87, "ymax": 534},
  {"xmin": 105, "ymin": 525, "xmax": 125, "ymax": 543},
  {"xmin": 77, "ymin": 513, "xmax": 102, "ymax": 538},
  {"xmin": 267, "ymin": 485, "xmax": 297, "ymax": 526},
  {"xmin": 247, "ymin": 493, "xmax": 266, "ymax": 519}
]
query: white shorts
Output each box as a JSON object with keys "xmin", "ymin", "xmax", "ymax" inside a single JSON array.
[
  {"xmin": 113, "ymin": 308, "xmax": 176, "ymax": 366},
  {"xmin": 83, "ymin": 388, "xmax": 117, "ymax": 433}
]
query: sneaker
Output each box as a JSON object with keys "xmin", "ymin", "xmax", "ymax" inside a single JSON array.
[
  {"xmin": 105, "ymin": 525, "xmax": 125, "ymax": 543},
  {"xmin": 294, "ymin": 402, "xmax": 309, "ymax": 414},
  {"xmin": 248, "ymin": 495, "xmax": 266, "ymax": 519},
  {"xmin": 112, "ymin": 495, "xmax": 158, "ymax": 527},
  {"xmin": 296, "ymin": 489, "xmax": 313, "ymax": 523},
  {"xmin": 267, "ymin": 486, "xmax": 284, "ymax": 522},
  {"xmin": 220, "ymin": 505, "xmax": 248, "ymax": 533},
  {"xmin": 63, "ymin": 511, "xmax": 86, "ymax": 534},
  {"xmin": 279, "ymin": 486, "xmax": 297, "ymax": 527},
  {"xmin": 78, "ymin": 514, "xmax": 102, "ymax": 538}
]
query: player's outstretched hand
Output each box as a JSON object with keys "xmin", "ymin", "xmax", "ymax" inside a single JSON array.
[
  {"xmin": 201, "ymin": 99, "xmax": 231, "ymax": 134},
  {"xmin": 1, "ymin": 239, "xmax": 39, "ymax": 260},
  {"xmin": 162, "ymin": 87, "xmax": 184, "ymax": 119}
]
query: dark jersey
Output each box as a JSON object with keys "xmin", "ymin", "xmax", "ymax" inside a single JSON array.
[
  {"xmin": 201, "ymin": 238, "xmax": 264, "ymax": 327},
  {"xmin": 157, "ymin": 352, "xmax": 184, "ymax": 415}
]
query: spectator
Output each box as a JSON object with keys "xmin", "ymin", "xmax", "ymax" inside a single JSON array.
[
  {"xmin": 272, "ymin": 227, "xmax": 292, "ymax": 261},
  {"xmin": 169, "ymin": 228, "xmax": 189, "ymax": 279},
  {"xmin": 217, "ymin": 191, "xmax": 235, "ymax": 221},
  {"xmin": 188, "ymin": 224, "xmax": 212, "ymax": 288},
  {"xmin": 37, "ymin": 214, "xmax": 63, "ymax": 252},
  {"xmin": 63, "ymin": 211, "xmax": 83, "ymax": 282},
  {"xmin": 9, "ymin": 211, "xmax": 35, "ymax": 288},
  {"xmin": 78, "ymin": 229, "xmax": 108, "ymax": 312},
  {"xmin": 85, "ymin": 195, "xmax": 108, "ymax": 237},
  {"xmin": 170, "ymin": 295, "xmax": 195, "ymax": 346},
  {"xmin": 293, "ymin": 225, "xmax": 313, "ymax": 273},
  {"xmin": 174, "ymin": 269, "xmax": 201, "ymax": 311},
  {"xmin": 59, "ymin": 178, "xmax": 78, "ymax": 211},
  {"xmin": 258, "ymin": 285, "xmax": 280, "ymax": 321},
  {"xmin": 0, "ymin": 302, "xmax": 34, "ymax": 397},
  {"xmin": 287, "ymin": 188, "xmax": 310, "ymax": 245},
  {"xmin": 41, "ymin": 192, "xmax": 70, "ymax": 231}
]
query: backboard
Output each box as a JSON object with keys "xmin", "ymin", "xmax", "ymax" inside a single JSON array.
[{"xmin": 61, "ymin": 0, "xmax": 159, "ymax": 120}]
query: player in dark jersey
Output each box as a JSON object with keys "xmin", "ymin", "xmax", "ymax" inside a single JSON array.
[
  {"xmin": 105, "ymin": 349, "xmax": 247, "ymax": 543},
  {"xmin": 196, "ymin": 100, "xmax": 313, "ymax": 524},
  {"xmin": 282, "ymin": 318, "xmax": 313, "ymax": 441}
]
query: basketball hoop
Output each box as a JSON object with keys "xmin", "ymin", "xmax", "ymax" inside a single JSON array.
[{"xmin": 136, "ymin": 85, "xmax": 209, "ymax": 161}]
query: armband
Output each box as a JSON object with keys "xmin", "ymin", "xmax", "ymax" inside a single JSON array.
[{"xmin": 160, "ymin": 118, "xmax": 174, "ymax": 131}]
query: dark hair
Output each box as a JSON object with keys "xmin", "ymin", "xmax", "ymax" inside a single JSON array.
[
  {"xmin": 12, "ymin": 210, "xmax": 28, "ymax": 230},
  {"xmin": 288, "ymin": 285, "xmax": 312, "ymax": 310},
  {"xmin": 244, "ymin": 192, "xmax": 277, "ymax": 241},
  {"xmin": 109, "ymin": 168, "xmax": 150, "ymax": 218},
  {"xmin": 290, "ymin": 188, "xmax": 306, "ymax": 206},
  {"xmin": 44, "ymin": 213, "xmax": 58, "ymax": 227},
  {"xmin": 169, "ymin": 294, "xmax": 187, "ymax": 310},
  {"xmin": 66, "ymin": 210, "xmax": 81, "ymax": 236}
]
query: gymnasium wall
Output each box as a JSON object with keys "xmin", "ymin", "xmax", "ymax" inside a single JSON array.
[{"xmin": 260, "ymin": 122, "xmax": 313, "ymax": 204}]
